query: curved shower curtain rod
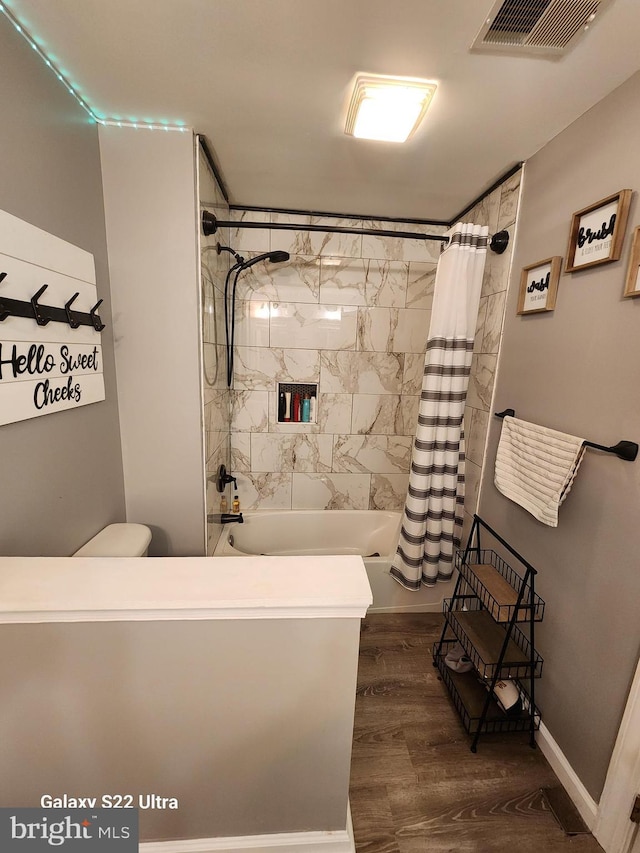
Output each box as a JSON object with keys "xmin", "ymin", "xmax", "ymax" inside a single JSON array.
[{"xmin": 201, "ymin": 210, "xmax": 510, "ymax": 255}]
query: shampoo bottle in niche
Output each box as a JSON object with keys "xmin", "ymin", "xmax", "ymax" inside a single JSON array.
[
  {"xmin": 278, "ymin": 390, "xmax": 286, "ymax": 422},
  {"xmin": 309, "ymin": 393, "xmax": 316, "ymax": 423},
  {"xmin": 284, "ymin": 391, "xmax": 292, "ymax": 422},
  {"xmin": 301, "ymin": 394, "xmax": 310, "ymax": 423},
  {"xmin": 292, "ymin": 391, "xmax": 301, "ymax": 422},
  {"xmin": 232, "ymin": 494, "xmax": 241, "ymax": 513}
]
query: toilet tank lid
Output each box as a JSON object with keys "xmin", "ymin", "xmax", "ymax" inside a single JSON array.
[{"xmin": 73, "ymin": 523, "xmax": 152, "ymax": 557}]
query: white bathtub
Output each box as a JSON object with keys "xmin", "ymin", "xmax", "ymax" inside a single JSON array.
[{"xmin": 213, "ymin": 510, "xmax": 453, "ymax": 613}]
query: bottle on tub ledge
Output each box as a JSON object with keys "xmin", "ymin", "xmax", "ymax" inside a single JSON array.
[{"xmin": 232, "ymin": 494, "xmax": 241, "ymax": 513}]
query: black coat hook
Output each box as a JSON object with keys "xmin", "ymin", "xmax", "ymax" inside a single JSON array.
[
  {"xmin": 0, "ymin": 272, "xmax": 9, "ymax": 321},
  {"xmin": 31, "ymin": 284, "xmax": 50, "ymax": 326},
  {"xmin": 64, "ymin": 292, "xmax": 81, "ymax": 329},
  {"xmin": 89, "ymin": 299, "xmax": 105, "ymax": 332},
  {"xmin": 0, "ymin": 273, "xmax": 106, "ymax": 332}
]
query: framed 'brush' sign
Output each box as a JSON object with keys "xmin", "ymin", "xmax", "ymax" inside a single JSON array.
[
  {"xmin": 565, "ymin": 189, "xmax": 632, "ymax": 272},
  {"xmin": 517, "ymin": 256, "xmax": 562, "ymax": 315},
  {"xmin": 623, "ymin": 226, "xmax": 640, "ymax": 298},
  {"xmin": 0, "ymin": 209, "xmax": 105, "ymax": 426}
]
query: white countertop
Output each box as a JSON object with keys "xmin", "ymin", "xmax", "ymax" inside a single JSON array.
[{"xmin": 0, "ymin": 555, "xmax": 373, "ymax": 624}]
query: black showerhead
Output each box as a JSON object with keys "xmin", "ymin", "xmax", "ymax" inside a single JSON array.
[{"xmin": 238, "ymin": 250, "xmax": 290, "ymax": 270}]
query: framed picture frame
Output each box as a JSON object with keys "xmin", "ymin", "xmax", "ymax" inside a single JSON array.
[
  {"xmin": 623, "ymin": 226, "xmax": 640, "ymax": 298},
  {"xmin": 517, "ymin": 256, "xmax": 562, "ymax": 315},
  {"xmin": 565, "ymin": 189, "xmax": 632, "ymax": 272}
]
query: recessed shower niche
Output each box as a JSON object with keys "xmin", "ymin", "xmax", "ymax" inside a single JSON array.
[{"xmin": 277, "ymin": 383, "xmax": 318, "ymax": 424}]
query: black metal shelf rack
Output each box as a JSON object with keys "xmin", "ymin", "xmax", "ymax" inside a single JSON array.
[
  {"xmin": 433, "ymin": 514, "xmax": 545, "ymax": 752},
  {"xmin": 433, "ymin": 639, "xmax": 541, "ymax": 736}
]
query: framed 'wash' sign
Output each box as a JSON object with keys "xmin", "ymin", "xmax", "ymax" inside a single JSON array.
[
  {"xmin": 517, "ymin": 256, "xmax": 562, "ymax": 315},
  {"xmin": 0, "ymin": 209, "xmax": 105, "ymax": 426},
  {"xmin": 565, "ymin": 189, "xmax": 632, "ymax": 272}
]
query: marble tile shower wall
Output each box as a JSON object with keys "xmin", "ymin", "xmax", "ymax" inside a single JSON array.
[
  {"xmin": 199, "ymin": 148, "xmax": 232, "ymax": 551},
  {"xmin": 228, "ymin": 210, "xmax": 448, "ymax": 511},
  {"xmin": 462, "ymin": 169, "xmax": 523, "ymax": 542}
]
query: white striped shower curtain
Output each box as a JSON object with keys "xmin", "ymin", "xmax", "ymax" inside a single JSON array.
[{"xmin": 390, "ymin": 223, "xmax": 488, "ymax": 588}]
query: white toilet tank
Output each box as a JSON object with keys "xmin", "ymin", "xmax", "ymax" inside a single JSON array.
[{"xmin": 73, "ymin": 523, "xmax": 152, "ymax": 557}]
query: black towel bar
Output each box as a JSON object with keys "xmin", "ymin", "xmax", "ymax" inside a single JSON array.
[{"xmin": 494, "ymin": 409, "xmax": 638, "ymax": 462}]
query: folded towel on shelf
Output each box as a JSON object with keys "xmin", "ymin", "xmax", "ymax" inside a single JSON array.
[{"xmin": 494, "ymin": 416, "xmax": 585, "ymax": 527}]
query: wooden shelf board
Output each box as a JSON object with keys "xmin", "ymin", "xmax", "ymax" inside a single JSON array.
[
  {"xmin": 436, "ymin": 653, "xmax": 533, "ymax": 733},
  {"xmin": 466, "ymin": 563, "xmax": 527, "ymax": 622},
  {"xmin": 453, "ymin": 610, "xmax": 530, "ymax": 668},
  {"xmin": 446, "ymin": 665, "xmax": 508, "ymax": 722}
]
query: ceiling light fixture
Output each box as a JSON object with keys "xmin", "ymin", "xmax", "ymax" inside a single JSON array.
[
  {"xmin": 344, "ymin": 74, "xmax": 437, "ymax": 143},
  {"xmin": 0, "ymin": 3, "xmax": 189, "ymax": 132}
]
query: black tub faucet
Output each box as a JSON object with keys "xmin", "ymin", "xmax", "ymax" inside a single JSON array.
[
  {"xmin": 208, "ymin": 512, "xmax": 244, "ymax": 524},
  {"xmin": 222, "ymin": 512, "xmax": 243, "ymax": 524}
]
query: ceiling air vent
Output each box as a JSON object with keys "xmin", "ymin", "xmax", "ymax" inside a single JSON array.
[{"xmin": 472, "ymin": 0, "xmax": 612, "ymax": 58}]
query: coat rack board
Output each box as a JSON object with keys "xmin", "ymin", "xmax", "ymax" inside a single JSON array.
[{"xmin": 0, "ymin": 209, "xmax": 105, "ymax": 426}]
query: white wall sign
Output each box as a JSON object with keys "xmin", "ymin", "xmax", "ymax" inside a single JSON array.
[
  {"xmin": 566, "ymin": 189, "xmax": 632, "ymax": 273},
  {"xmin": 517, "ymin": 256, "xmax": 562, "ymax": 315},
  {"xmin": 523, "ymin": 263, "xmax": 552, "ymax": 312},
  {"xmin": 572, "ymin": 199, "xmax": 618, "ymax": 267},
  {"xmin": 0, "ymin": 210, "xmax": 105, "ymax": 426}
]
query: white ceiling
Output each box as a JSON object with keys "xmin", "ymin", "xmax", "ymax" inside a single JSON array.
[{"xmin": 7, "ymin": 0, "xmax": 640, "ymax": 220}]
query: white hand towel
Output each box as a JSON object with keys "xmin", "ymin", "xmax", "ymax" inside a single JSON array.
[{"xmin": 494, "ymin": 416, "xmax": 585, "ymax": 527}]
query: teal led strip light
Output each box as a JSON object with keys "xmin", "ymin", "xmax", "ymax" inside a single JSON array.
[{"xmin": 0, "ymin": 2, "xmax": 189, "ymax": 132}]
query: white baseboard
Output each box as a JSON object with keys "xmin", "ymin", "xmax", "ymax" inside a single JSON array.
[
  {"xmin": 536, "ymin": 722, "xmax": 598, "ymax": 830},
  {"xmin": 140, "ymin": 805, "xmax": 355, "ymax": 853}
]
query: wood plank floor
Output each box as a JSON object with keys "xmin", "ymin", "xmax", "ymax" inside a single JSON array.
[{"xmin": 349, "ymin": 613, "xmax": 604, "ymax": 853}]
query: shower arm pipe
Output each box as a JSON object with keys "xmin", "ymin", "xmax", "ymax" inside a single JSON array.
[
  {"xmin": 202, "ymin": 211, "xmax": 509, "ymax": 254},
  {"xmin": 494, "ymin": 409, "xmax": 638, "ymax": 462}
]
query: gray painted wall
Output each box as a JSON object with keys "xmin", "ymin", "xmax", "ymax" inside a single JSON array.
[
  {"xmin": 0, "ymin": 16, "xmax": 125, "ymax": 556},
  {"xmin": 99, "ymin": 127, "xmax": 206, "ymax": 556},
  {"xmin": 0, "ymin": 618, "xmax": 360, "ymax": 841},
  {"xmin": 479, "ymin": 70, "xmax": 640, "ymax": 801}
]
